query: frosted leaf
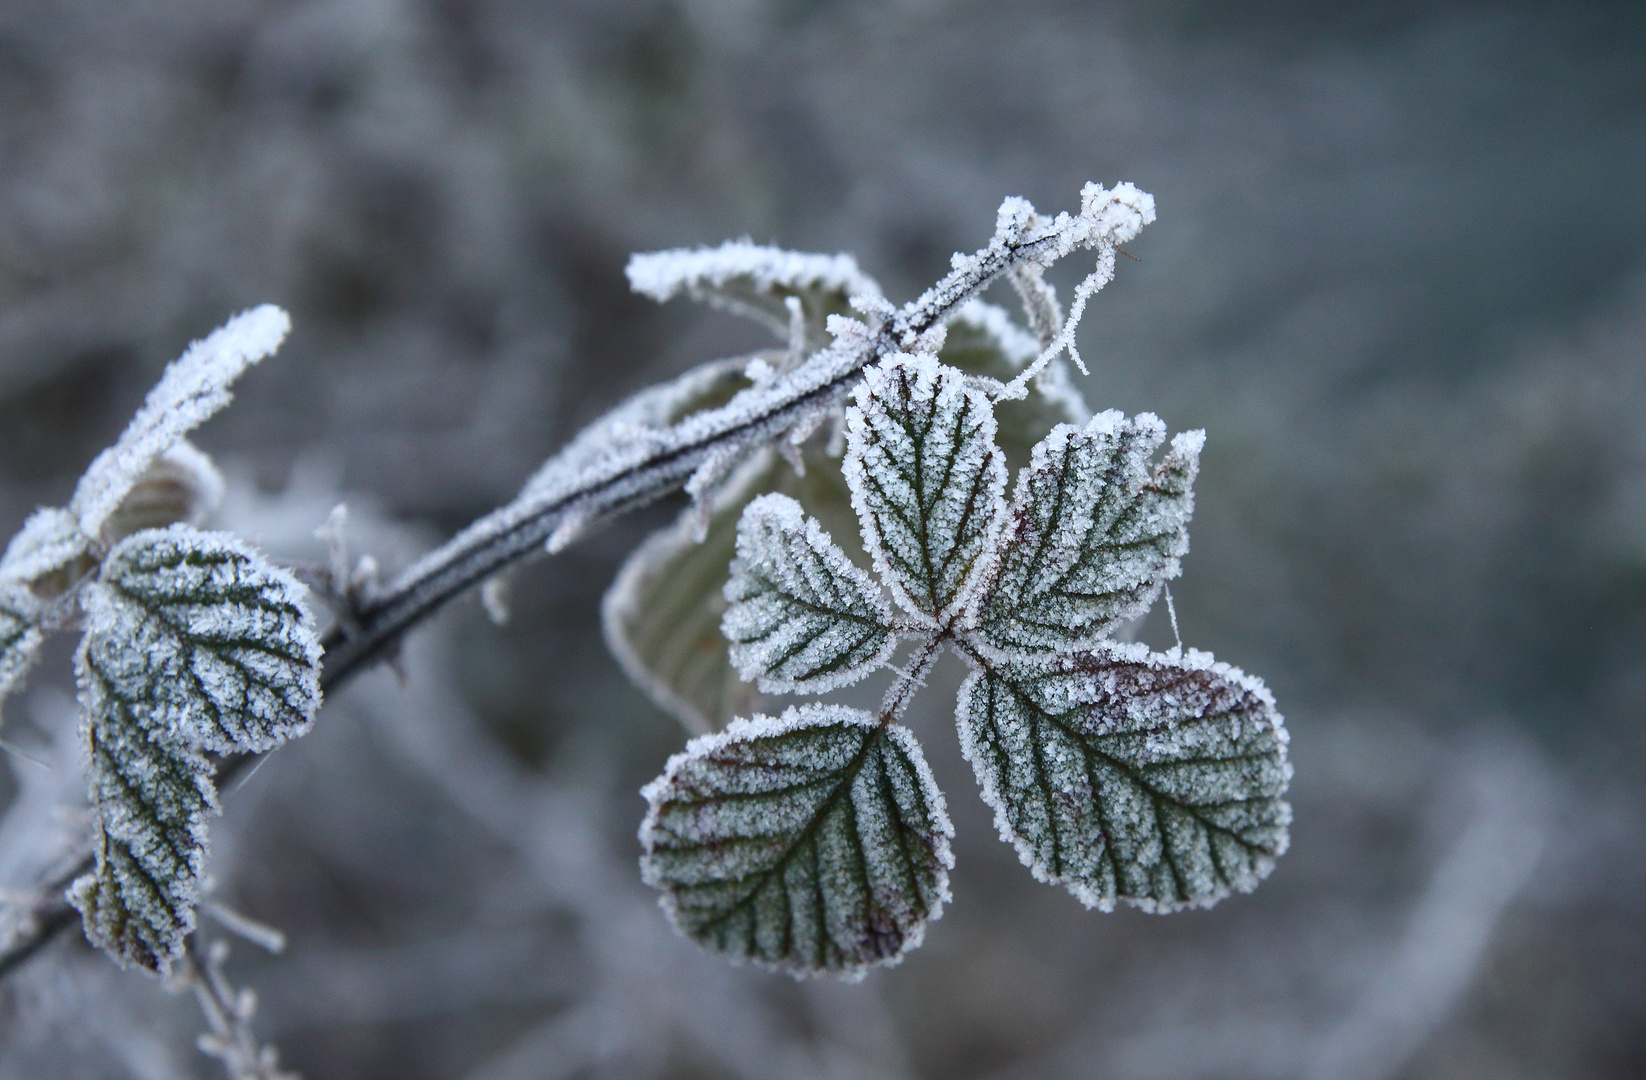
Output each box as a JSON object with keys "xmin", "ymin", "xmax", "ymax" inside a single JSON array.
[
  {"xmin": 976, "ymin": 413, "xmax": 1201, "ymax": 654},
  {"xmin": 606, "ymin": 436, "xmax": 865, "ymax": 735},
  {"xmin": 0, "ymin": 584, "xmax": 42, "ymax": 708},
  {"xmin": 69, "ymin": 305, "xmax": 290, "ymax": 539},
  {"xmin": 100, "ymin": 440, "xmax": 226, "ymax": 544},
  {"xmin": 627, "ymin": 241, "xmax": 884, "ymax": 348},
  {"xmin": 69, "ymin": 653, "xmax": 217, "ymax": 974},
  {"xmin": 639, "ymin": 704, "xmax": 953, "ymax": 978},
  {"xmin": 604, "ymin": 452, "xmax": 777, "ymax": 737},
  {"xmin": 0, "ymin": 506, "xmax": 90, "ymax": 591},
  {"xmin": 843, "ymin": 355, "xmax": 1007, "ymax": 624},
  {"xmin": 955, "ymin": 643, "xmax": 1291, "ymax": 913},
  {"xmin": 81, "ymin": 525, "xmax": 322, "ymax": 754},
  {"xmin": 722, "ymin": 494, "xmax": 896, "ymax": 694}
]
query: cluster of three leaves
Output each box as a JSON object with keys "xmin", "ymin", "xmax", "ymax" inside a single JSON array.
[{"xmin": 639, "ymin": 354, "xmax": 1292, "ymax": 978}]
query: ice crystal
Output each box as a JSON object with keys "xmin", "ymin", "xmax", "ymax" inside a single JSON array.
[
  {"xmin": 517, "ymin": 355, "xmax": 753, "ymax": 521},
  {"xmin": 722, "ymin": 493, "xmax": 896, "ymax": 694},
  {"xmin": 639, "ymin": 703, "xmax": 952, "ymax": 979},
  {"xmin": 842, "ymin": 354, "xmax": 1007, "ymax": 624},
  {"xmin": 80, "ymin": 525, "xmax": 321, "ymax": 754},
  {"xmin": 69, "ymin": 524, "xmax": 322, "ymax": 973},
  {"xmin": 69, "ymin": 305, "xmax": 289, "ymax": 540},
  {"xmin": 69, "ymin": 671, "xmax": 216, "ymax": 974},
  {"xmin": 0, "ymin": 307, "xmax": 315, "ymax": 987},
  {"xmin": 0, "ymin": 506, "xmax": 90, "ymax": 591},
  {"xmin": 626, "ymin": 240, "xmax": 883, "ymax": 347}
]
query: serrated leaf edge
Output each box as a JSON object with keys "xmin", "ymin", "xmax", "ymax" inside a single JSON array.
[
  {"xmin": 722, "ymin": 492, "xmax": 899, "ymax": 695},
  {"xmin": 639, "ymin": 704, "xmax": 954, "ymax": 980},
  {"xmin": 842, "ymin": 354, "xmax": 1008, "ymax": 625},
  {"xmin": 954, "ymin": 640, "xmax": 1292, "ymax": 914}
]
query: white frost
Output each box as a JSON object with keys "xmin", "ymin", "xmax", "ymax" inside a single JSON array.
[
  {"xmin": 973, "ymin": 410, "xmax": 1201, "ymax": 655},
  {"xmin": 722, "ymin": 493, "xmax": 897, "ymax": 694},
  {"xmin": 69, "ymin": 305, "xmax": 290, "ymax": 539},
  {"xmin": 953, "ymin": 641, "xmax": 1291, "ymax": 914},
  {"xmin": 80, "ymin": 524, "xmax": 322, "ymax": 755},
  {"xmin": 626, "ymin": 241, "xmax": 883, "ymax": 339},
  {"xmin": 639, "ymin": 703, "xmax": 953, "ymax": 979},
  {"xmin": 0, "ymin": 507, "xmax": 89, "ymax": 587},
  {"xmin": 843, "ymin": 354, "xmax": 1008, "ymax": 624},
  {"xmin": 0, "ymin": 585, "xmax": 43, "ymax": 709}
]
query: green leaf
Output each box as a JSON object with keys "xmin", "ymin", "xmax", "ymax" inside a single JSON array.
[
  {"xmin": 843, "ymin": 354, "xmax": 1007, "ymax": 623},
  {"xmin": 975, "ymin": 412, "xmax": 1200, "ymax": 655},
  {"xmin": 0, "ymin": 584, "xmax": 43, "ymax": 708},
  {"xmin": 605, "ymin": 452, "xmax": 778, "ymax": 737},
  {"xmin": 955, "ymin": 643, "xmax": 1291, "ymax": 913},
  {"xmin": 82, "ymin": 525, "xmax": 322, "ymax": 754},
  {"xmin": 605, "ymin": 438, "xmax": 863, "ymax": 735},
  {"xmin": 640, "ymin": 704, "xmax": 953, "ymax": 978},
  {"xmin": 722, "ymin": 494, "xmax": 897, "ymax": 694},
  {"xmin": 69, "ymin": 654, "xmax": 217, "ymax": 974}
]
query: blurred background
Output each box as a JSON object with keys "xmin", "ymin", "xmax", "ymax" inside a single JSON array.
[{"xmin": 0, "ymin": 0, "xmax": 1643, "ymax": 1076}]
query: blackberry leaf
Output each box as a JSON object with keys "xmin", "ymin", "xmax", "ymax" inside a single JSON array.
[
  {"xmin": 976, "ymin": 412, "xmax": 1199, "ymax": 655},
  {"xmin": 722, "ymin": 493, "xmax": 897, "ymax": 694},
  {"xmin": 640, "ymin": 704, "xmax": 952, "ymax": 978},
  {"xmin": 955, "ymin": 642, "xmax": 1291, "ymax": 912},
  {"xmin": 83, "ymin": 525, "xmax": 321, "ymax": 754},
  {"xmin": 843, "ymin": 355, "xmax": 1007, "ymax": 624}
]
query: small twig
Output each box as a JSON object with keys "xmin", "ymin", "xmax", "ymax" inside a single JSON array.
[{"xmin": 180, "ymin": 936, "xmax": 300, "ymax": 1080}]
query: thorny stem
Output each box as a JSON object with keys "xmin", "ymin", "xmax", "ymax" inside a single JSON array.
[
  {"xmin": 316, "ymin": 204, "xmax": 1107, "ymax": 688},
  {"xmin": 0, "ymin": 183, "xmax": 1152, "ymax": 979}
]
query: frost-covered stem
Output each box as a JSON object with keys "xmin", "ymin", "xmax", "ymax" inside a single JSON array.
[
  {"xmin": 320, "ymin": 186, "xmax": 1150, "ymax": 687},
  {"xmin": 0, "ymin": 183, "xmax": 1154, "ymax": 981},
  {"xmin": 878, "ymin": 634, "xmax": 944, "ymax": 724},
  {"xmin": 1006, "ymin": 264, "xmax": 1062, "ymax": 347}
]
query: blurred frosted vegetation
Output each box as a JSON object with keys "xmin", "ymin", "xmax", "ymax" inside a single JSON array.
[{"xmin": 0, "ymin": 1, "xmax": 1642, "ymax": 1077}]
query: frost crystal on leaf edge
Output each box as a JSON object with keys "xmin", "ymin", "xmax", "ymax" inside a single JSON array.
[
  {"xmin": 83, "ymin": 525, "xmax": 322, "ymax": 754},
  {"xmin": 842, "ymin": 354, "xmax": 1007, "ymax": 625},
  {"xmin": 69, "ymin": 305, "xmax": 289, "ymax": 540},
  {"xmin": 975, "ymin": 411, "xmax": 1202, "ymax": 655},
  {"xmin": 722, "ymin": 493, "xmax": 897, "ymax": 695},
  {"xmin": 954, "ymin": 640, "xmax": 1292, "ymax": 914},
  {"xmin": 639, "ymin": 703, "xmax": 953, "ymax": 980}
]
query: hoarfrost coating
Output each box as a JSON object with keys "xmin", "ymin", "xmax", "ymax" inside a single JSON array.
[
  {"xmin": 70, "ymin": 524, "xmax": 322, "ymax": 973},
  {"xmin": 636, "ymin": 305, "xmax": 1286, "ymax": 971},
  {"xmin": 843, "ymin": 354, "xmax": 1007, "ymax": 626},
  {"xmin": 69, "ymin": 306, "xmax": 290, "ymax": 540},
  {"xmin": 976, "ymin": 412, "xmax": 1200, "ymax": 657},
  {"xmin": 722, "ymin": 493, "xmax": 897, "ymax": 695},
  {"xmin": 639, "ymin": 704, "xmax": 953, "ymax": 979},
  {"xmin": 349, "ymin": 184, "xmax": 1154, "ymax": 687}
]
